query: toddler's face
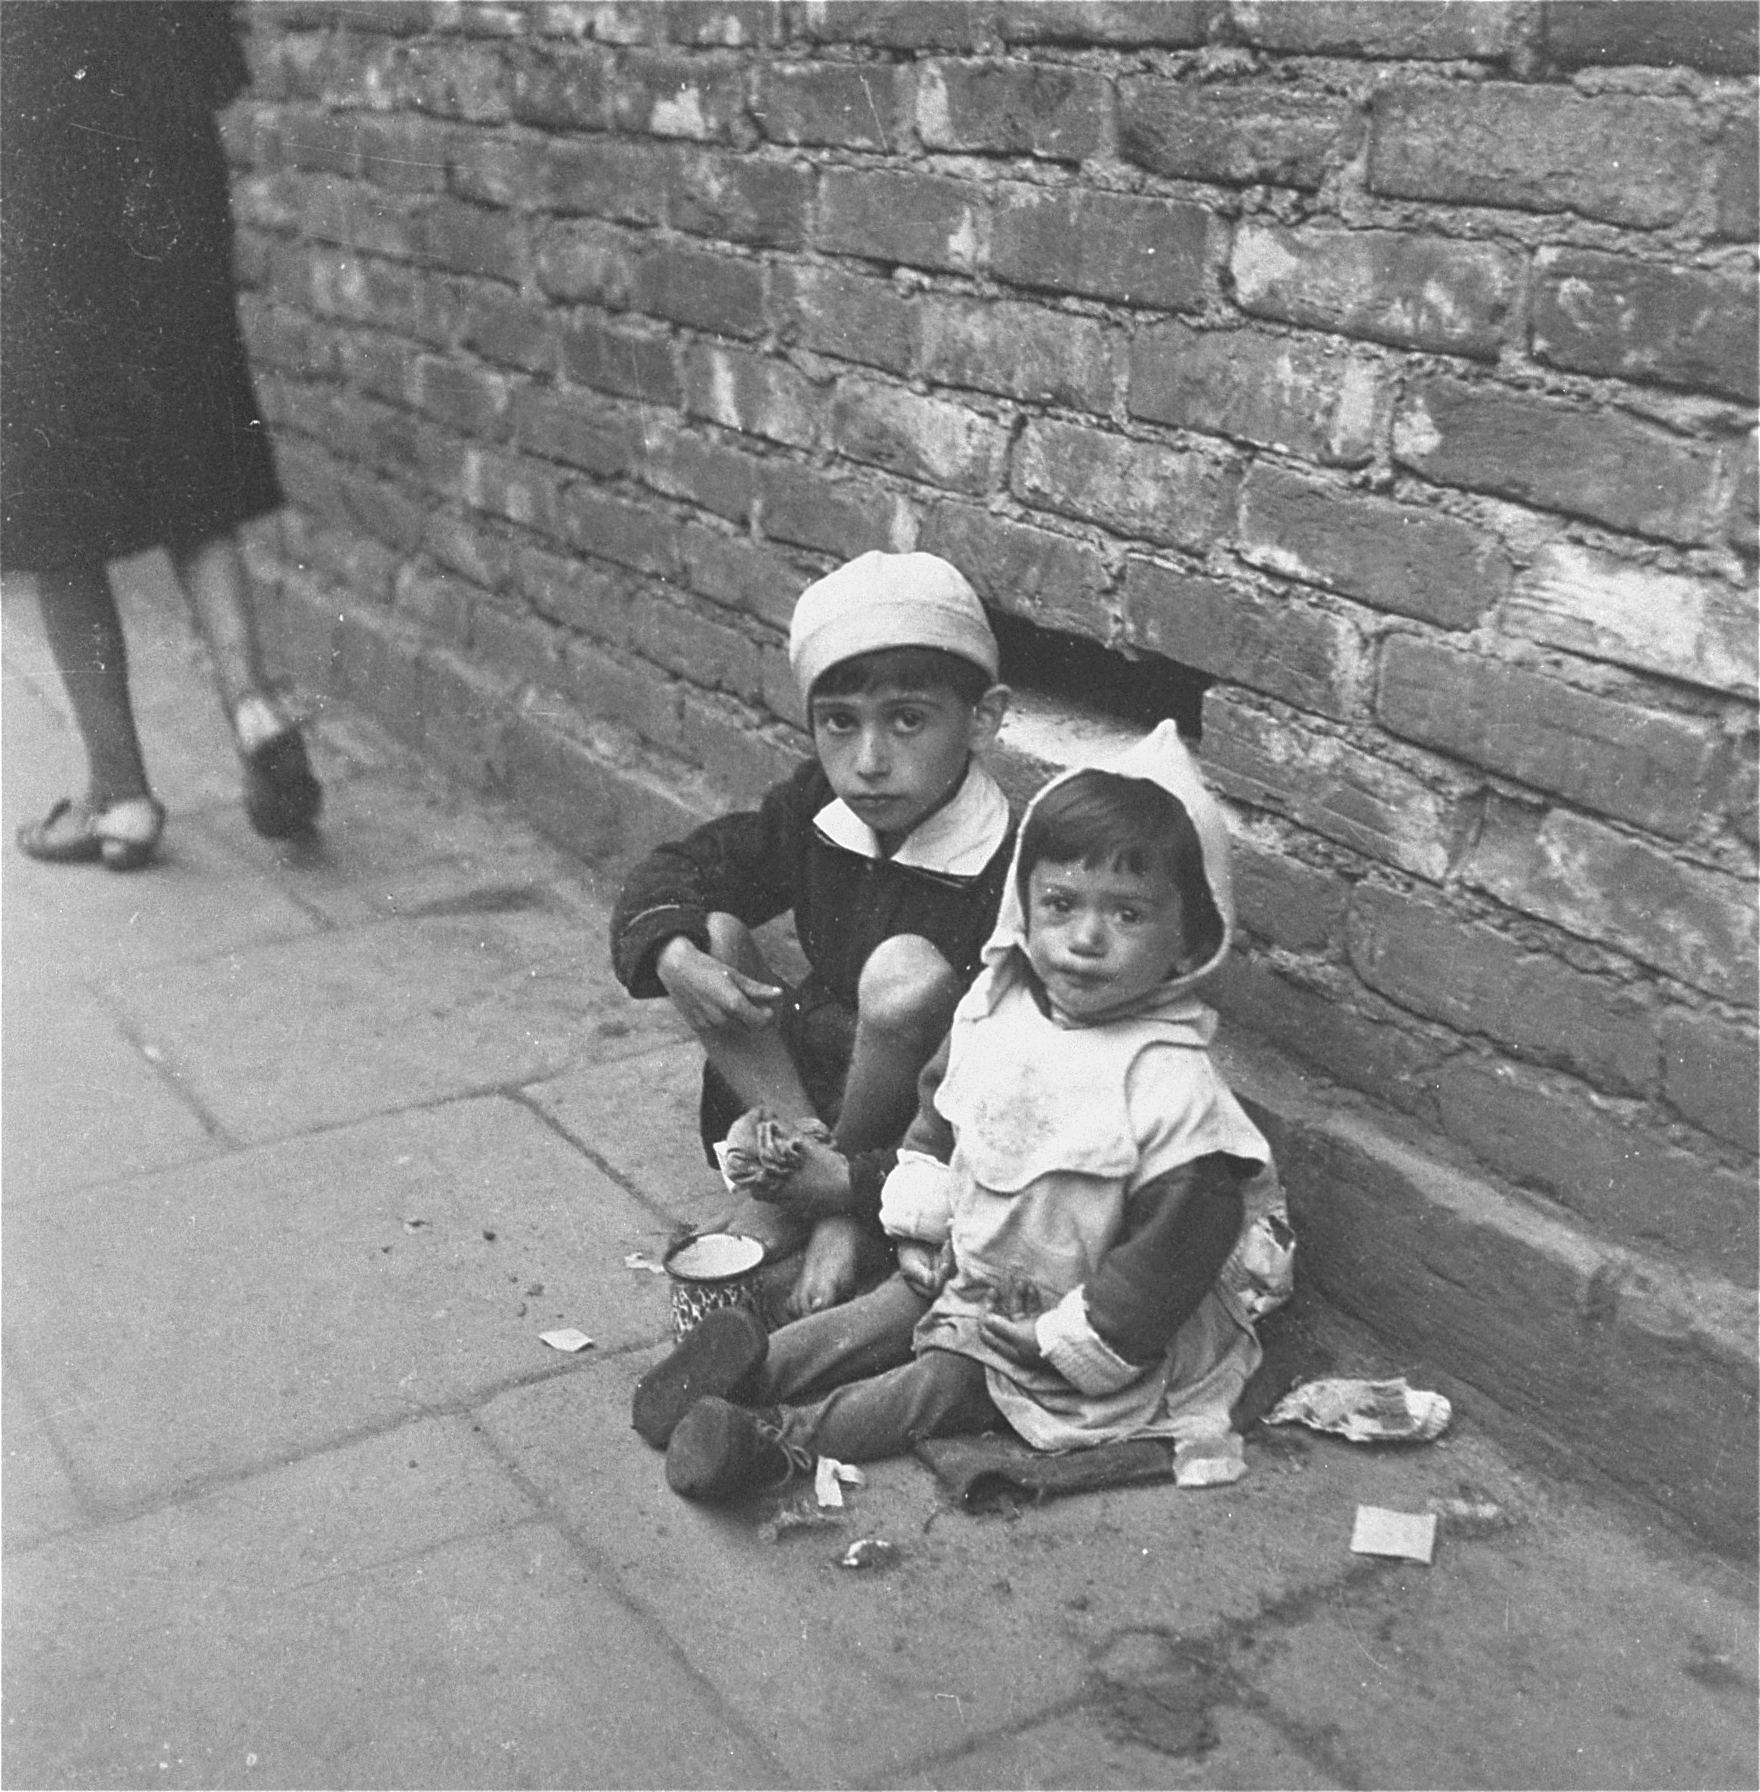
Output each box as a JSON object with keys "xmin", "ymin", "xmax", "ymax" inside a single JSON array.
[
  {"xmin": 1022, "ymin": 857, "xmax": 1189, "ymax": 1020},
  {"xmin": 810, "ymin": 682, "xmax": 991, "ymax": 846}
]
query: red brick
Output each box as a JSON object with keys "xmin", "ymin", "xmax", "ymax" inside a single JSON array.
[
  {"xmin": 1533, "ymin": 249, "xmax": 1757, "ymax": 405},
  {"xmin": 563, "ymin": 643, "xmax": 686, "ymax": 755},
  {"xmin": 669, "ymin": 151, "xmax": 813, "ymax": 249},
  {"xmin": 510, "ymin": 389, "xmax": 634, "ymax": 479},
  {"xmin": 513, "ymin": 545, "xmax": 633, "ymax": 645},
  {"xmin": 832, "ymin": 380, "xmax": 1009, "ymax": 496},
  {"xmin": 757, "ymin": 463, "xmax": 896, "ymax": 557},
  {"xmin": 759, "ymin": 640, "xmax": 807, "ymax": 731},
  {"xmin": 1433, "ymin": 1056, "xmax": 1754, "ymax": 1280},
  {"xmin": 509, "ymin": 41, "xmax": 613, "ymax": 129},
  {"xmin": 678, "ymin": 524, "xmax": 805, "ymax": 631},
  {"xmin": 277, "ymin": 110, "xmax": 365, "ymax": 176},
  {"xmin": 1119, "ymin": 81, "xmax": 1356, "ymax": 190},
  {"xmin": 395, "ymin": 569, "xmax": 477, "ymax": 645},
  {"xmin": 334, "ymin": 604, "xmax": 427, "ymax": 745},
  {"xmin": 1461, "ymin": 794, "xmax": 1758, "ymax": 1004},
  {"xmin": 778, "ymin": 265, "xmax": 917, "ymax": 375},
  {"xmin": 1230, "ymin": 842, "xmax": 1348, "ymax": 953},
  {"xmin": 469, "ymin": 600, "xmax": 567, "ymax": 693},
  {"xmin": 1505, "ymin": 544, "xmax": 1757, "ymax": 700},
  {"xmin": 917, "ymin": 60, "xmax": 1107, "ymax": 161},
  {"xmin": 462, "ymin": 450, "xmax": 567, "ymax": 537},
  {"xmin": 1377, "ymin": 635, "xmax": 1722, "ymax": 839},
  {"xmin": 799, "ymin": 2, "xmax": 994, "ymax": 50},
  {"xmin": 586, "ymin": 2, "xmax": 781, "ymax": 47},
  {"xmin": 560, "ymin": 315, "xmax": 682, "ymax": 407},
  {"xmin": 999, "ymin": 2, "xmax": 1212, "ymax": 45},
  {"xmin": 1130, "ymin": 321, "xmax": 1376, "ymax": 466},
  {"xmin": 1238, "ymin": 464, "xmax": 1509, "ymax": 631},
  {"xmin": 633, "ymin": 243, "xmax": 766, "ymax": 338},
  {"xmin": 1716, "ymin": 113, "xmax": 1759, "ymax": 241},
  {"xmin": 818, "ymin": 169, "xmax": 984, "ymax": 274},
  {"xmin": 449, "ymin": 135, "xmax": 551, "ymax": 209},
  {"xmin": 533, "ymin": 221, "xmax": 639, "ymax": 308},
  {"xmin": 1544, "ymin": 1, "xmax": 1758, "ymax": 74},
  {"xmin": 1210, "ymin": 956, "xmax": 1446, "ymax": 1121},
  {"xmin": 634, "ymin": 595, "xmax": 764, "ymax": 700},
  {"xmin": 1122, "ymin": 556, "xmax": 1358, "ymax": 717},
  {"xmin": 460, "ymin": 290, "xmax": 562, "ymax": 376},
  {"xmin": 919, "ymin": 504, "xmax": 1110, "ymax": 638},
  {"xmin": 1348, "ymin": 881, "xmax": 1657, "ymax": 1096},
  {"xmin": 1232, "ymin": 222, "xmax": 1516, "ymax": 361},
  {"xmin": 992, "ymin": 185, "xmax": 1222, "ymax": 311},
  {"xmin": 919, "ymin": 297, "xmax": 1114, "ymax": 413},
  {"xmin": 607, "ymin": 47, "xmax": 746, "ymax": 139},
  {"xmin": 395, "ymin": 41, "xmax": 514, "ymax": 124},
  {"xmin": 411, "ymin": 355, "xmax": 511, "ymax": 439},
  {"xmin": 1229, "ymin": 0, "xmax": 1520, "ymax": 57},
  {"xmin": 683, "ymin": 344, "xmax": 821, "ymax": 448},
  {"xmin": 355, "ymin": 258, "xmax": 458, "ymax": 344},
  {"xmin": 678, "ymin": 687, "xmax": 808, "ymax": 808},
  {"xmin": 1202, "ymin": 686, "xmax": 1463, "ymax": 879},
  {"xmin": 425, "ymin": 511, "xmax": 514, "ymax": 592},
  {"xmin": 1369, "ymin": 83, "xmax": 1711, "ymax": 230},
  {"xmin": 1660, "ymin": 1007, "xmax": 1760, "ymax": 1153},
  {"xmin": 421, "ymin": 199, "xmax": 525, "ymax": 280},
  {"xmin": 302, "ymin": 178, "xmax": 425, "ymax": 258},
  {"xmin": 753, "ymin": 62, "xmax": 908, "ymax": 149},
  {"xmin": 557, "ymin": 486, "xmax": 683, "ymax": 581},
  {"xmin": 541, "ymin": 137, "xmax": 671, "ymax": 224},
  {"xmin": 341, "ymin": 474, "xmax": 428, "ymax": 557},
  {"xmin": 635, "ymin": 419, "xmax": 761, "ymax": 525},
  {"xmin": 1013, "ymin": 418, "xmax": 1237, "ymax": 553},
  {"xmin": 417, "ymin": 645, "xmax": 514, "ymax": 792},
  {"xmin": 1394, "ymin": 376, "xmax": 1724, "ymax": 548}
]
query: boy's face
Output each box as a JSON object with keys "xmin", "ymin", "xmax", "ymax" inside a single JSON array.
[
  {"xmin": 809, "ymin": 681, "xmax": 1003, "ymax": 847},
  {"xmin": 1022, "ymin": 857, "xmax": 1189, "ymax": 1019}
]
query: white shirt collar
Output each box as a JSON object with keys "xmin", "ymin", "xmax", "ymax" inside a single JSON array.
[{"xmin": 812, "ymin": 760, "xmax": 1011, "ymax": 878}]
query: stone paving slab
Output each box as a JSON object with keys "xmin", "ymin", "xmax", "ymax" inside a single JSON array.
[
  {"xmin": 3, "ymin": 1097, "xmax": 675, "ymax": 1512},
  {"xmin": 0, "ymin": 1359, "xmax": 86, "ymax": 1553},
  {"xmin": 3, "ymin": 972, "xmax": 221, "ymax": 1194},
  {"xmin": 1, "ymin": 1415, "xmax": 781, "ymax": 1791},
  {"xmin": 94, "ymin": 907, "xmax": 679, "ymax": 1146}
]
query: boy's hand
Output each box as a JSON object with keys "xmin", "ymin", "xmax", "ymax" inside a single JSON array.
[
  {"xmin": 766, "ymin": 1135, "xmax": 856, "ymax": 1218},
  {"xmin": 980, "ymin": 1312, "xmax": 1046, "ymax": 1370},
  {"xmin": 656, "ymin": 937, "xmax": 783, "ymax": 1031},
  {"xmin": 896, "ymin": 1239, "xmax": 955, "ymax": 1301}
]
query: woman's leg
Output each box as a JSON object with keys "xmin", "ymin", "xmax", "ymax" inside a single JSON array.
[{"xmin": 30, "ymin": 554, "xmax": 152, "ymax": 804}]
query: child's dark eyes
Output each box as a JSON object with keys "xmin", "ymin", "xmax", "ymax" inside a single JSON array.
[{"xmin": 814, "ymin": 710, "xmax": 857, "ymax": 735}]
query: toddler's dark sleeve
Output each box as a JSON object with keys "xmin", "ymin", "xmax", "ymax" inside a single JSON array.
[{"xmin": 1081, "ymin": 1153, "xmax": 1250, "ymax": 1367}]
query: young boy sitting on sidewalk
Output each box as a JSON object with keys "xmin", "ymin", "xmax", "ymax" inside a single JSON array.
[
  {"xmin": 610, "ymin": 551, "xmax": 1014, "ymax": 1320},
  {"xmin": 632, "ymin": 721, "xmax": 1295, "ymax": 1499}
]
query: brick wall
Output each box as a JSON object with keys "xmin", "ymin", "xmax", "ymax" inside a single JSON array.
[{"xmin": 232, "ymin": 0, "xmax": 1757, "ymax": 1299}]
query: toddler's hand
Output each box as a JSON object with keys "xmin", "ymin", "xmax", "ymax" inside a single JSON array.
[
  {"xmin": 895, "ymin": 1239, "xmax": 954, "ymax": 1301},
  {"xmin": 768, "ymin": 1135, "xmax": 855, "ymax": 1218},
  {"xmin": 980, "ymin": 1312, "xmax": 1046, "ymax": 1370},
  {"xmin": 656, "ymin": 938, "xmax": 782, "ymax": 1031}
]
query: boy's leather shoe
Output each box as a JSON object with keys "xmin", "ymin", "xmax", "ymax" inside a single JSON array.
[
  {"xmin": 664, "ymin": 1398, "xmax": 813, "ymax": 1502},
  {"xmin": 632, "ymin": 1308, "xmax": 768, "ymax": 1449}
]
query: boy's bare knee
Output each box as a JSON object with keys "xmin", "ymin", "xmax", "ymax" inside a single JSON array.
[{"xmin": 857, "ymin": 935, "xmax": 960, "ymax": 1037}]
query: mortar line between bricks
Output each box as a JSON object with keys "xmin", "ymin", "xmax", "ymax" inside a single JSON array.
[{"xmin": 461, "ymin": 1409, "xmax": 799, "ymax": 1789}]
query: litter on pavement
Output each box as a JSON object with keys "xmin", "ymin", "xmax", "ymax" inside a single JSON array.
[
  {"xmin": 1350, "ymin": 1505, "xmax": 1438, "ymax": 1563},
  {"xmin": 1264, "ymin": 1376, "xmax": 1451, "ymax": 1443},
  {"xmin": 623, "ymin": 1252, "xmax": 668, "ymax": 1274},
  {"xmin": 840, "ymin": 1538, "xmax": 897, "ymax": 1570},
  {"xmin": 538, "ymin": 1328, "xmax": 594, "ymax": 1352},
  {"xmin": 814, "ymin": 1457, "xmax": 865, "ymax": 1508}
]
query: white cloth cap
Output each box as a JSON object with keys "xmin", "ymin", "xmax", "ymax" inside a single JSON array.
[{"xmin": 789, "ymin": 550, "xmax": 999, "ymax": 697}]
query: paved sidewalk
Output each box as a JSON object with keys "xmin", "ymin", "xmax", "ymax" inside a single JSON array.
[{"xmin": 3, "ymin": 564, "xmax": 1756, "ymax": 1792}]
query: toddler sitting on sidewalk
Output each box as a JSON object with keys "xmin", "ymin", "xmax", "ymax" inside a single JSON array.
[
  {"xmin": 610, "ymin": 551, "xmax": 1014, "ymax": 1320},
  {"xmin": 633, "ymin": 722, "xmax": 1295, "ymax": 1500}
]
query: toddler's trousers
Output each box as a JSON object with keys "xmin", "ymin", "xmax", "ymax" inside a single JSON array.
[{"xmin": 753, "ymin": 1271, "xmax": 1002, "ymax": 1463}]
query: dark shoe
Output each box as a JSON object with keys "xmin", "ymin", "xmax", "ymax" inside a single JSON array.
[
  {"xmin": 632, "ymin": 1307, "xmax": 768, "ymax": 1449},
  {"xmin": 665, "ymin": 1398, "xmax": 813, "ymax": 1502},
  {"xmin": 16, "ymin": 795, "xmax": 164, "ymax": 871},
  {"xmin": 242, "ymin": 726, "xmax": 322, "ymax": 838}
]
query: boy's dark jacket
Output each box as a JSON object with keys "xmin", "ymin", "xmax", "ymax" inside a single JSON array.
[{"xmin": 610, "ymin": 754, "xmax": 1015, "ymax": 1037}]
